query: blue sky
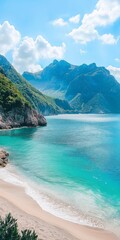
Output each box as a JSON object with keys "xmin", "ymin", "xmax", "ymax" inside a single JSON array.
[{"xmin": 0, "ymin": 0, "xmax": 120, "ymax": 81}]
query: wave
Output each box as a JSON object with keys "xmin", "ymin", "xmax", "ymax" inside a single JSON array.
[
  {"xmin": 0, "ymin": 164, "xmax": 120, "ymax": 237},
  {"xmin": 47, "ymin": 114, "xmax": 120, "ymax": 123}
]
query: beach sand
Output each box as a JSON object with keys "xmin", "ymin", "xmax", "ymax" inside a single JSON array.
[{"xmin": 0, "ymin": 179, "xmax": 119, "ymax": 240}]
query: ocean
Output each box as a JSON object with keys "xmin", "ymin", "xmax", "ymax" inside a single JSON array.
[{"xmin": 0, "ymin": 114, "xmax": 120, "ymax": 236}]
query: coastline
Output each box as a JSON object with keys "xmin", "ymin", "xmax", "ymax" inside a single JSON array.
[{"xmin": 0, "ymin": 178, "xmax": 119, "ymax": 240}]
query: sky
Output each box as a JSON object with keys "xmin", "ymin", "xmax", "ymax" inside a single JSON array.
[{"xmin": 0, "ymin": 0, "xmax": 120, "ymax": 81}]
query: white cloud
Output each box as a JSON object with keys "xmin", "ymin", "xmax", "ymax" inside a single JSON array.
[
  {"xmin": 100, "ymin": 34, "xmax": 118, "ymax": 45},
  {"xmin": 35, "ymin": 35, "xmax": 66, "ymax": 59},
  {"xmin": 52, "ymin": 14, "xmax": 80, "ymax": 26},
  {"xmin": 25, "ymin": 64, "xmax": 43, "ymax": 73},
  {"xmin": 115, "ymin": 58, "xmax": 120, "ymax": 63},
  {"xmin": 69, "ymin": 0, "xmax": 120, "ymax": 44},
  {"xmin": 80, "ymin": 49, "xmax": 87, "ymax": 55},
  {"xmin": 0, "ymin": 20, "xmax": 66, "ymax": 73},
  {"xmin": 69, "ymin": 25, "xmax": 98, "ymax": 44},
  {"xmin": 82, "ymin": 0, "xmax": 120, "ymax": 28},
  {"xmin": 0, "ymin": 21, "xmax": 20, "ymax": 55},
  {"xmin": 107, "ymin": 65, "xmax": 120, "ymax": 82},
  {"xmin": 52, "ymin": 18, "xmax": 67, "ymax": 26},
  {"xmin": 13, "ymin": 36, "xmax": 66, "ymax": 73},
  {"xmin": 69, "ymin": 14, "xmax": 80, "ymax": 24}
]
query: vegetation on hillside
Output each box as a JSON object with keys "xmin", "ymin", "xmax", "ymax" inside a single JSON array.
[
  {"xmin": 0, "ymin": 72, "xmax": 31, "ymax": 112},
  {"xmin": 0, "ymin": 213, "xmax": 38, "ymax": 240},
  {"xmin": 0, "ymin": 55, "xmax": 72, "ymax": 114}
]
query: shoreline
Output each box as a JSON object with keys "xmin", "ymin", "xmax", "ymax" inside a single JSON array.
[{"xmin": 0, "ymin": 178, "xmax": 119, "ymax": 240}]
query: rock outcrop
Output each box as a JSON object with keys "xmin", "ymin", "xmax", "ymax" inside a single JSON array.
[
  {"xmin": 0, "ymin": 106, "xmax": 47, "ymax": 129},
  {"xmin": 0, "ymin": 71, "xmax": 47, "ymax": 129},
  {"xmin": 0, "ymin": 149, "xmax": 9, "ymax": 167}
]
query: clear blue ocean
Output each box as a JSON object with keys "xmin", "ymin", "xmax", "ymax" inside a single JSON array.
[{"xmin": 0, "ymin": 114, "xmax": 120, "ymax": 236}]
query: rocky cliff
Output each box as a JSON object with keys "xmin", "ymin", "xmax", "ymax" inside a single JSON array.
[
  {"xmin": 0, "ymin": 106, "xmax": 47, "ymax": 129},
  {"xmin": 0, "ymin": 71, "xmax": 47, "ymax": 129}
]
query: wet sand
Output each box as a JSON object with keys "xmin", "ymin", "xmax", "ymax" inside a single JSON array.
[{"xmin": 0, "ymin": 179, "xmax": 119, "ymax": 240}]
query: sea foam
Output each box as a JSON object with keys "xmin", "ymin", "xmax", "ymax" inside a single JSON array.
[{"xmin": 0, "ymin": 164, "xmax": 120, "ymax": 236}]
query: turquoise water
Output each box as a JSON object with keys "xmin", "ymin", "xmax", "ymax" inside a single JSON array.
[{"xmin": 0, "ymin": 114, "xmax": 120, "ymax": 235}]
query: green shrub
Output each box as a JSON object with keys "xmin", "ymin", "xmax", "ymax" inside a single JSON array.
[
  {"xmin": 21, "ymin": 230, "xmax": 38, "ymax": 240},
  {"xmin": 0, "ymin": 73, "xmax": 31, "ymax": 112},
  {"xmin": 0, "ymin": 213, "xmax": 38, "ymax": 240}
]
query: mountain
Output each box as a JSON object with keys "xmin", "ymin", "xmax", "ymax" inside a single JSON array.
[
  {"xmin": 23, "ymin": 60, "xmax": 75, "ymax": 99},
  {"xmin": 0, "ymin": 55, "xmax": 72, "ymax": 115},
  {"xmin": 23, "ymin": 60, "xmax": 120, "ymax": 113},
  {"xmin": 0, "ymin": 68, "xmax": 46, "ymax": 129}
]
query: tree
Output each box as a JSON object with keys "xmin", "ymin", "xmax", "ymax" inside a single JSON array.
[
  {"xmin": 21, "ymin": 230, "xmax": 38, "ymax": 240},
  {"xmin": 0, "ymin": 213, "xmax": 38, "ymax": 240}
]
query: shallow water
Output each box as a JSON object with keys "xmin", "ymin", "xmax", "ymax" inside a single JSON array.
[{"xmin": 0, "ymin": 114, "xmax": 120, "ymax": 235}]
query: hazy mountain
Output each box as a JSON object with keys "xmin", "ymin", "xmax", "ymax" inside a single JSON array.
[
  {"xmin": 23, "ymin": 60, "xmax": 76, "ymax": 98},
  {"xmin": 23, "ymin": 60, "xmax": 120, "ymax": 113},
  {"xmin": 0, "ymin": 55, "xmax": 72, "ymax": 115}
]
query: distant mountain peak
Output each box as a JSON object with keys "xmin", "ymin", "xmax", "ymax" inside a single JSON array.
[
  {"xmin": 0, "ymin": 55, "xmax": 72, "ymax": 116},
  {"xmin": 53, "ymin": 59, "xmax": 59, "ymax": 65},
  {"xmin": 23, "ymin": 59, "xmax": 120, "ymax": 114},
  {"xmin": 89, "ymin": 63, "xmax": 97, "ymax": 68},
  {"xmin": 51, "ymin": 59, "xmax": 71, "ymax": 68},
  {"xmin": 59, "ymin": 59, "xmax": 70, "ymax": 65},
  {"xmin": 0, "ymin": 54, "xmax": 11, "ymax": 66}
]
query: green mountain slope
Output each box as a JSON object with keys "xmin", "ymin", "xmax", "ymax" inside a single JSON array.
[
  {"xmin": 0, "ymin": 69, "xmax": 46, "ymax": 129},
  {"xmin": 0, "ymin": 55, "xmax": 72, "ymax": 115}
]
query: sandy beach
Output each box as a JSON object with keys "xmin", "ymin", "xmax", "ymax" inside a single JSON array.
[{"xmin": 0, "ymin": 179, "xmax": 119, "ymax": 240}]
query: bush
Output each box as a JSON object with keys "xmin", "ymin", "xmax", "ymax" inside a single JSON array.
[{"xmin": 0, "ymin": 213, "xmax": 38, "ymax": 240}]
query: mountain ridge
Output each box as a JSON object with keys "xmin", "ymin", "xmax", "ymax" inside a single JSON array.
[
  {"xmin": 23, "ymin": 60, "xmax": 120, "ymax": 113},
  {"xmin": 0, "ymin": 55, "xmax": 72, "ymax": 115}
]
